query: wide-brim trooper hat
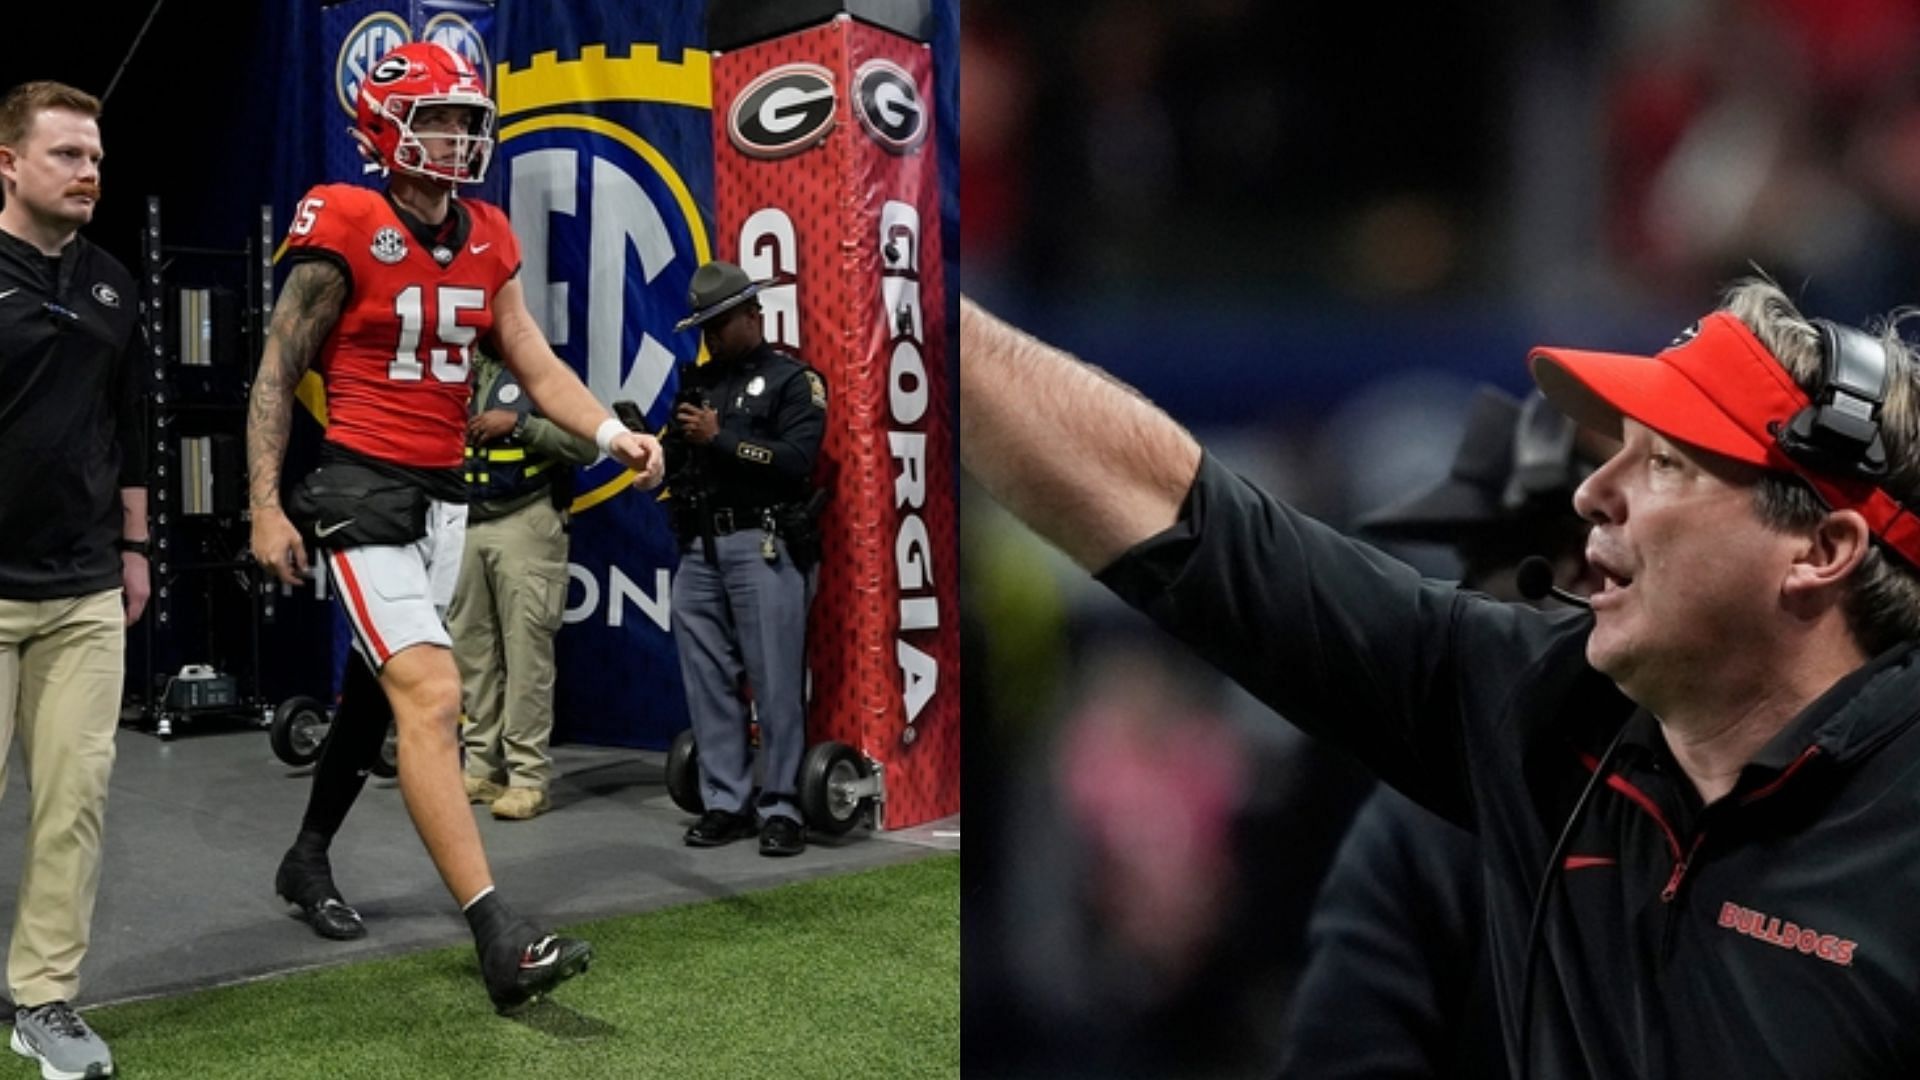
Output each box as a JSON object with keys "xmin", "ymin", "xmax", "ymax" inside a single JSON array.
[
  {"xmin": 1354, "ymin": 386, "xmax": 1520, "ymax": 544},
  {"xmin": 674, "ymin": 260, "xmax": 763, "ymax": 333}
]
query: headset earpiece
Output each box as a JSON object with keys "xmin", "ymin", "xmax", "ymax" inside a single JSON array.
[{"xmin": 1778, "ymin": 319, "xmax": 1890, "ymax": 479}]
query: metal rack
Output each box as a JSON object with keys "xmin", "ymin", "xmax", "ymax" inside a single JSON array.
[{"xmin": 130, "ymin": 196, "xmax": 279, "ymax": 738}]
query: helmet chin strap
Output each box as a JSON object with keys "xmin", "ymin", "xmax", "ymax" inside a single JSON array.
[{"xmin": 347, "ymin": 128, "xmax": 387, "ymax": 177}]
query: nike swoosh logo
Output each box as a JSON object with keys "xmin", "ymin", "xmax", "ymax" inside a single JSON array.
[
  {"xmin": 470, "ymin": 242, "xmax": 491, "ymax": 255},
  {"xmin": 0, "ymin": 288, "xmax": 17, "ymax": 302},
  {"xmin": 521, "ymin": 936, "xmax": 560, "ymax": 969},
  {"xmin": 314, "ymin": 519, "xmax": 355, "ymax": 538}
]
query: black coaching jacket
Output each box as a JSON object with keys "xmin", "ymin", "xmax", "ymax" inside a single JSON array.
[{"xmin": 1096, "ymin": 453, "xmax": 1920, "ymax": 1079}]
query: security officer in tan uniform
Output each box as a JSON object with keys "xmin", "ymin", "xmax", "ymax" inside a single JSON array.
[
  {"xmin": 447, "ymin": 348, "xmax": 598, "ymax": 819},
  {"xmin": 667, "ymin": 260, "xmax": 827, "ymax": 856}
]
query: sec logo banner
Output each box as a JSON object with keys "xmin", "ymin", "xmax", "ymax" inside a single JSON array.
[
  {"xmin": 334, "ymin": 12, "xmax": 411, "ymax": 117},
  {"xmin": 423, "ymin": 12, "xmax": 491, "ymax": 95},
  {"xmin": 495, "ymin": 50, "xmax": 714, "ymax": 514}
]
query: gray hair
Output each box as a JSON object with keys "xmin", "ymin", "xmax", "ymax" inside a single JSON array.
[{"xmin": 1721, "ymin": 277, "xmax": 1920, "ymax": 653}]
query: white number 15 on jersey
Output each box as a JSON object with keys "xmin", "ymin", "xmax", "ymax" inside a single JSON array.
[{"xmin": 391, "ymin": 284, "xmax": 484, "ymax": 382}]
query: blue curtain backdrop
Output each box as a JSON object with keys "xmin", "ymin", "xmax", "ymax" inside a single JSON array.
[{"xmin": 488, "ymin": 4, "xmax": 709, "ymax": 749}]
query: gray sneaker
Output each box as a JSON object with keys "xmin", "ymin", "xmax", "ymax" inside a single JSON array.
[{"xmin": 11, "ymin": 1002, "xmax": 112, "ymax": 1079}]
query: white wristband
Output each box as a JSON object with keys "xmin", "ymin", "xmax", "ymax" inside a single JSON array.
[{"xmin": 595, "ymin": 417, "xmax": 627, "ymax": 456}]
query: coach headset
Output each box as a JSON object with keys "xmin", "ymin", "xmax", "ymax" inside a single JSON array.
[{"xmin": 1513, "ymin": 317, "xmax": 1893, "ymax": 1076}]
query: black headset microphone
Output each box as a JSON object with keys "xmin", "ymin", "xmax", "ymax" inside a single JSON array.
[{"xmin": 1515, "ymin": 556, "xmax": 1590, "ymax": 609}]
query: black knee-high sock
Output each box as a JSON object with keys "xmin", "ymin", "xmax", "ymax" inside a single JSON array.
[
  {"xmin": 295, "ymin": 652, "xmax": 393, "ymax": 848},
  {"xmin": 464, "ymin": 891, "xmax": 518, "ymax": 949}
]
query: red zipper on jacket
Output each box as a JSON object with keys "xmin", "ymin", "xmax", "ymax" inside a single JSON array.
[
  {"xmin": 1580, "ymin": 747, "xmax": 1687, "ymax": 900},
  {"xmin": 1584, "ymin": 744, "xmax": 1823, "ymax": 904},
  {"xmin": 1660, "ymin": 831, "xmax": 1707, "ymax": 902}
]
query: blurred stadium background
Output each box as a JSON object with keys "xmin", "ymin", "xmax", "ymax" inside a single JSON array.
[{"xmin": 958, "ymin": 1, "xmax": 1920, "ymax": 1075}]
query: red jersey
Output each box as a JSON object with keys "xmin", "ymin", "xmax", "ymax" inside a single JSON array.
[{"xmin": 283, "ymin": 183, "xmax": 521, "ymax": 468}]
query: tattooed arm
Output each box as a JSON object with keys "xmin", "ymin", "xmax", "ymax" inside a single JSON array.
[{"xmin": 248, "ymin": 259, "xmax": 348, "ymax": 584}]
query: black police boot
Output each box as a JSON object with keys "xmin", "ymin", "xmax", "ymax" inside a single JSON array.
[
  {"xmin": 758, "ymin": 815, "xmax": 806, "ymax": 857},
  {"xmin": 684, "ymin": 808, "xmax": 758, "ymax": 847}
]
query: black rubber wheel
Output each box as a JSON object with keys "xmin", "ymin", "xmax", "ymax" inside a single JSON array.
[
  {"xmin": 799, "ymin": 741, "xmax": 869, "ymax": 836},
  {"xmin": 270, "ymin": 696, "xmax": 330, "ymax": 766},
  {"xmin": 666, "ymin": 728, "xmax": 703, "ymax": 814},
  {"xmin": 369, "ymin": 723, "xmax": 399, "ymax": 779}
]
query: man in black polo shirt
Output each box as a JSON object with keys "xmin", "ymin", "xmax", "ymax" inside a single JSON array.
[
  {"xmin": 0, "ymin": 80, "xmax": 145, "ymax": 1079},
  {"xmin": 961, "ymin": 289, "xmax": 1920, "ymax": 1077}
]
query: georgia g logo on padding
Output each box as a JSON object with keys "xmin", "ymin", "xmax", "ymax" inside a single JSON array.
[
  {"xmin": 853, "ymin": 60, "xmax": 926, "ymax": 154},
  {"xmin": 727, "ymin": 64, "xmax": 836, "ymax": 160}
]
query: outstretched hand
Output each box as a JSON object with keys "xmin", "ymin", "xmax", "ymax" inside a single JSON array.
[{"xmin": 610, "ymin": 430, "xmax": 666, "ymax": 491}]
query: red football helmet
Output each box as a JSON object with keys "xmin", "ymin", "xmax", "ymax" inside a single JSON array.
[{"xmin": 355, "ymin": 41, "xmax": 495, "ymax": 184}]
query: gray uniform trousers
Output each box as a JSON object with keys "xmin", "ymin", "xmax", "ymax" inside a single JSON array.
[{"xmin": 670, "ymin": 529, "xmax": 811, "ymax": 823}]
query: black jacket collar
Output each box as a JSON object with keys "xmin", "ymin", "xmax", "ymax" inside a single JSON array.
[
  {"xmin": 0, "ymin": 225, "xmax": 86, "ymax": 294},
  {"xmin": 1613, "ymin": 640, "xmax": 1920, "ymax": 807}
]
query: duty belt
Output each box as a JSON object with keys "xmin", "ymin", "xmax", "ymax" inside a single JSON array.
[{"xmin": 703, "ymin": 507, "xmax": 777, "ymax": 535}]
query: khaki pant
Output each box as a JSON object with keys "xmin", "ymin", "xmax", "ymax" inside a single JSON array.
[
  {"xmin": 448, "ymin": 497, "xmax": 568, "ymax": 791},
  {"xmin": 0, "ymin": 590, "xmax": 123, "ymax": 1006}
]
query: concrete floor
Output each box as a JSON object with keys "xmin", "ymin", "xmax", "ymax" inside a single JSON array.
[{"xmin": 0, "ymin": 721, "xmax": 953, "ymax": 1009}]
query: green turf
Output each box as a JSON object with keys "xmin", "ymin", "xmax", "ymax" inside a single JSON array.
[{"xmin": 83, "ymin": 854, "xmax": 958, "ymax": 1079}]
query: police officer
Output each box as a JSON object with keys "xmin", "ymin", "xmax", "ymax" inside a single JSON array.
[
  {"xmin": 668, "ymin": 260, "xmax": 827, "ymax": 857},
  {"xmin": 448, "ymin": 348, "xmax": 598, "ymax": 820}
]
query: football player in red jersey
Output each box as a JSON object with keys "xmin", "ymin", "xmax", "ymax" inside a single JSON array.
[{"xmin": 244, "ymin": 41, "xmax": 662, "ymax": 1012}]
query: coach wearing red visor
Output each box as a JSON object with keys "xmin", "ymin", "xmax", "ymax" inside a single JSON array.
[{"xmin": 960, "ymin": 279, "xmax": 1920, "ymax": 1078}]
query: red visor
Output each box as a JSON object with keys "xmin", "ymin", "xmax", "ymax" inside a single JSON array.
[{"xmin": 1528, "ymin": 311, "xmax": 1920, "ymax": 568}]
